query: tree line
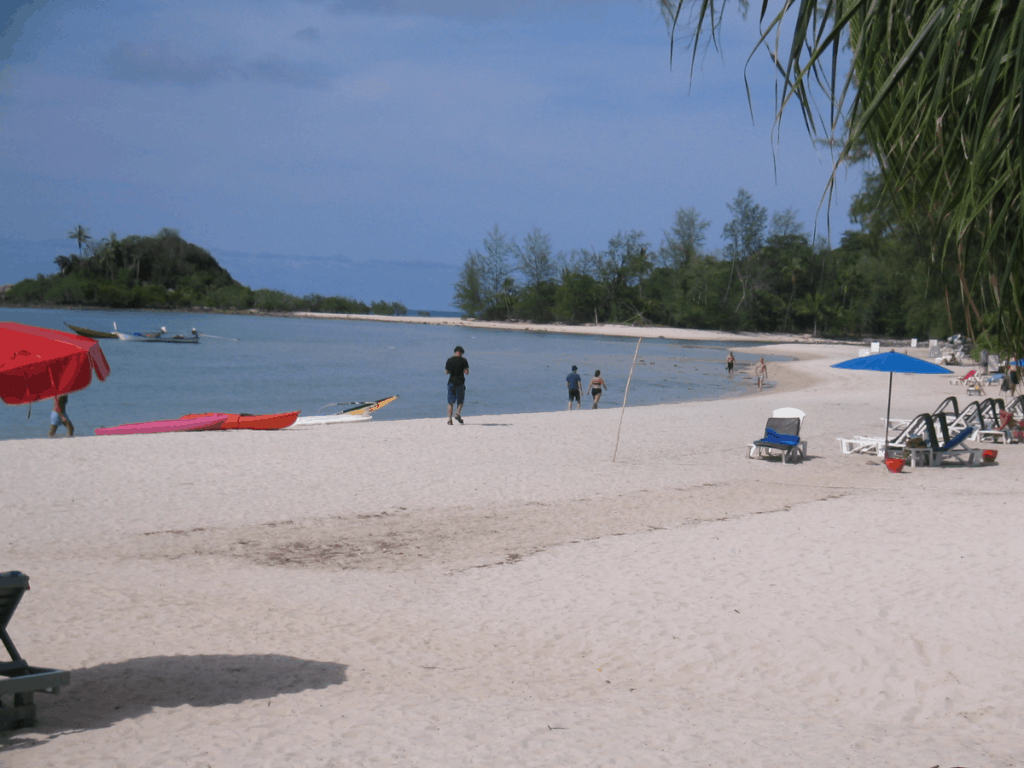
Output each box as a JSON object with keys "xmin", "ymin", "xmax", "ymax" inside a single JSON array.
[
  {"xmin": 653, "ymin": 0, "xmax": 1022, "ymax": 359},
  {"xmin": 452, "ymin": 178, "xmax": 974, "ymax": 342},
  {"xmin": 2, "ymin": 227, "xmax": 407, "ymax": 316}
]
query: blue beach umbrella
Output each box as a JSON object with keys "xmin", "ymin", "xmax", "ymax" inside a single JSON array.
[{"xmin": 832, "ymin": 350, "xmax": 952, "ymax": 454}]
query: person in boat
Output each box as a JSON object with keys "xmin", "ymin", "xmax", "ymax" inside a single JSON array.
[
  {"xmin": 48, "ymin": 394, "xmax": 73, "ymax": 437},
  {"xmin": 445, "ymin": 345, "xmax": 469, "ymax": 425},
  {"xmin": 587, "ymin": 370, "xmax": 608, "ymax": 409}
]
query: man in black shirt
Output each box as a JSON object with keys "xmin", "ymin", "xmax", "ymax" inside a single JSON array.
[{"xmin": 445, "ymin": 345, "xmax": 469, "ymax": 425}]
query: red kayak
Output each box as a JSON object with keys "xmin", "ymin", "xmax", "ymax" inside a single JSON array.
[{"xmin": 180, "ymin": 411, "xmax": 300, "ymax": 430}]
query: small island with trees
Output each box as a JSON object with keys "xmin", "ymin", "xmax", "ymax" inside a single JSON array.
[{"xmin": 1, "ymin": 226, "xmax": 407, "ymax": 316}]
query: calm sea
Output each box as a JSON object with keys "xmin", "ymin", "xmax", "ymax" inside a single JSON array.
[{"xmin": 1, "ymin": 308, "xmax": 785, "ymax": 440}]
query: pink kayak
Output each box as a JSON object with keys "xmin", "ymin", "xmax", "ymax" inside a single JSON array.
[{"xmin": 96, "ymin": 414, "xmax": 228, "ymax": 436}]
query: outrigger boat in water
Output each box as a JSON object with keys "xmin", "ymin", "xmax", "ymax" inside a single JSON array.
[
  {"xmin": 64, "ymin": 322, "xmax": 118, "ymax": 339},
  {"xmin": 113, "ymin": 322, "xmax": 199, "ymax": 343},
  {"xmin": 289, "ymin": 394, "xmax": 398, "ymax": 427}
]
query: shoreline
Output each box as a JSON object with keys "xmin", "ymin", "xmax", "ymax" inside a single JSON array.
[
  {"xmin": 5, "ymin": 301, "xmax": 907, "ymax": 346},
  {"xmin": 292, "ymin": 310, "xmax": 856, "ymax": 345}
]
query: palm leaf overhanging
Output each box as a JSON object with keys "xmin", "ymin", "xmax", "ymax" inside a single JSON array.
[{"xmin": 660, "ymin": 0, "xmax": 1023, "ymax": 357}]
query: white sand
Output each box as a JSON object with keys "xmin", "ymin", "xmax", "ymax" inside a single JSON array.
[{"xmin": 3, "ymin": 331, "xmax": 1023, "ymax": 767}]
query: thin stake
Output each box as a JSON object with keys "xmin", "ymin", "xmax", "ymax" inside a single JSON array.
[{"xmin": 613, "ymin": 337, "xmax": 642, "ymax": 463}]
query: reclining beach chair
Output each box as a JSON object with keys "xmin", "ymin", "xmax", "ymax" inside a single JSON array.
[
  {"xmin": 884, "ymin": 395, "xmax": 960, "ymax": 430},
  {"xmin": 839, "ymin": 413, "xmax": 931, "ymax": 463},
  {"xmin": 933, "ymin": 395, "xmax": 960, "ymax": 419},
  {"xmin": 748, "ymin": 415, "xmax": 806, "ymax": 463},
  {"xmin": 1007, "ymin": 395, "xmax": 1024, "ymax": 420},
  {"xmin": 950, "ymin": 369, "xmax": 976, "ymax": 385},
  {"xmin": 0, "ymin": 571, "xmax": 70, "ymax": 730},
  {"xmin": 925, "ymin": 414, "xmax": 982, "ymax": 466},
  {"xmin": 967, "ymin": 399, "xmax": 1012, "ymax": 442}
]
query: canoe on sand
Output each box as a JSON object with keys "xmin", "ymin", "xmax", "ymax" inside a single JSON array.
[
  {"xmin": 180, "ymin": 411, "xmax": 300, "ymax": 430},
  {"xmin": 96, "ymin": 414, "xmax": 228, "ymax": 436},
  {"xmin": 289, "ymin": 394, "xmax": 398, "ymax": 427}
]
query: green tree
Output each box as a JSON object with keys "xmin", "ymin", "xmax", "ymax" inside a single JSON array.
[
  {"xmin": 67, "ymin": 225, "xmax": 91, "ymax": 257},
  {"xmin": 453, "ymin": 252, "xmax": 486, "ymax": 318},
  {"xmin": 512, "ymin": 227, "xmax": 559, "ymax": 322},
  {"xmin": 721, "ymin": 189, "xmax": 767, "ymax": 315},
  {"xmin": 658, "ymin": 0, "xmax": 1024, "ymax": 356},
  {"xmin": 453, "ymin": 225, "xmax": 517, "ymax": 319},
  {"xmin": 659, "ymin": 207, "xmax": 709, "ymax": 270}
]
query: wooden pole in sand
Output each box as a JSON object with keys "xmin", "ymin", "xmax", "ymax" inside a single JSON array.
[{"xmin": 613, "ymin": 337, "xmax": 643, "ymax": 463}]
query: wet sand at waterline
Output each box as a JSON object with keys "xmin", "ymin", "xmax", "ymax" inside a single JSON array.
[{"xmin": 4, "ymin": 331, "xmax": 1022, "ymax": 767}]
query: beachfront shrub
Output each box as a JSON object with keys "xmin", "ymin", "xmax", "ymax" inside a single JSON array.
[{"xmin": 370, "ymin": 300, "xmax": 407, "ymax": 316}]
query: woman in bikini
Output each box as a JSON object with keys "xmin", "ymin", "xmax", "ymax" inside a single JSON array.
[{"xmin": 587, "ymin": 370, "xmax": 608, "ymax": 409}]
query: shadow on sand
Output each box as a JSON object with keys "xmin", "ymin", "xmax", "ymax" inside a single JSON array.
[{"xmin": 1, "ymin": 653, "xmax": 346, "ymax": 746}]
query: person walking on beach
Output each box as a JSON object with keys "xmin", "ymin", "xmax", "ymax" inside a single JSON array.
[
  {"xmin": 726, "ymin": 351, "xmax": 735, "ymax": 377},
  {"xmin": 587, "ymin": 370, "xmax": 607, "ymax": 409},
  {"xmin": 754, "ymin": 357, "xmax": 768, "ymax": 391},
  {"xmin": 48, "ymin": 394, "xmax": 73, "ymax": 437},
  {"xmin": 445, "ymin": 345, "xmax": 469, "ymax": 425},
  {"xmin": 566, "ymin": 365, "xmax": 583, "ymax": 410}
]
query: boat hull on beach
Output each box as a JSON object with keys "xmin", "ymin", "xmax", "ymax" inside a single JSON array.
[
  {"xmin": 96, "ymin": 414, "xmax": 228, "ymax": 436},
  {"xmin": 181, "ymin": 411, "xmax": 300, "ymax": 430},
  {"xmin": 288, "ymin": 394, "xmax": 397, "ymax": 427},
  {"xmin": 289, "ymin": 413, "xmax": 371, "ymax": 427}
]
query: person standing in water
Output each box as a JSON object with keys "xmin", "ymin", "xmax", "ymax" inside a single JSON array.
[
  {"xmin": 754, "ymin": 357, "xmax": 768, "ymax": 391},
  {"xmin": 726, "ymin": 351, "xmax": 735, "ymax": 377},
  {"xmin": 48, "ymin": 394, "xmax": 74, "ymax": 437},
  {"xmin": 587, "ymin": 370, "xmax": 608, "ymax": 409},
  {"xmin": 444, "ymin": 345, "xmax": 469, "ymax": 425},
  {"xmin": 566, "ymin": 365, "xmax": 583, "ymax": 410}
]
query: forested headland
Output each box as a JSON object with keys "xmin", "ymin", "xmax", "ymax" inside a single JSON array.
[
  {"xmin": 1, "ymin": 227, "xmax": 407, "ymax": 316},
  {"xmin": 453, "ymin": 172, "xmax": 994, "ymax": 346}
]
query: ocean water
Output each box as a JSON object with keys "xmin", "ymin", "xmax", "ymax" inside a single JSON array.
[{"xmin": 1, "ymin": 308, "xmax": 785, "ymax": 440}]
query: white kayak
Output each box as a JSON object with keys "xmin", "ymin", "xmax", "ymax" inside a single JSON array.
[
  {"xmin": 289, "ymin": 413, "xmax": 371, "ymax": 427},
  {"xmin": 287, "ymin": 394, "xmax": 398, "ymax": 428}
]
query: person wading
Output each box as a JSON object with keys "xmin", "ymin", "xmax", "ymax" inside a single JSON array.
[{"xmin": 566, "ymin": 365, "xmax": 583, "ymax": 410}]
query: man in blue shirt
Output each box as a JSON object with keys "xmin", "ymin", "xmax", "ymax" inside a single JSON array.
[{"xmin": 566, "ymin": 365, "xmax": 583, "ymax": 410}]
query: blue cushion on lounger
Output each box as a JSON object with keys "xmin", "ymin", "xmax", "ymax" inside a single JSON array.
[{"xmin": 764, "ymin": 428, "xmax": 799, "ymax": 446}]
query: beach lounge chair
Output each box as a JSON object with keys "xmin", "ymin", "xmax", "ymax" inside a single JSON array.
[
  {"xmin": 839, "ymin": 413, "xmax": 932, "ymax": 464},
  {"xmin": 748, "ymin": 415, "xmax": 806, "ymax": 463},
  {"xmin": 950, "ymin": 398, "xmax": 1003, "ymax": 434},
  {"xmin": 0, "ymin": 571, "xmax": 71, "ymax": 730},
  {"xmin": 971, "ymin": 408, "xmax": 1022, "ymax": 444},
  {"xmin": 925, "ymin": 414, "xmax": 982, "ymax": 466},
  {"xmin": 950, "ymin": 369, "xmax": 976, "ymax": 385},
  {"xmin": 933, "ymin": 395, "xmax": 961, "ymax": 418},
  {"xmin": 884, "ymin": 395, "xmax": 960, "ymax": 429},
  {"xmin": 1008, "ymin": 395, "xmax": 1024, "ymax": 420}
]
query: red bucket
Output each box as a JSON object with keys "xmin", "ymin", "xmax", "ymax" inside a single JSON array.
[
  {"xmin": 884, "ymin": 458, "xmax": 905, "ymax": 473},
  {"xmin": 983, "ymin": 449, "xmax": 998, "ymax": 463}
]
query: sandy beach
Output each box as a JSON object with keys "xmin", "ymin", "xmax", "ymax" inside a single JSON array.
[{"xmin": 3, "ymin": 326, "xmax": 1023, "ymax": 767}]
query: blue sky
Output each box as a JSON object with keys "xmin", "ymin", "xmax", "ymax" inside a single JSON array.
[{"xmin": 0, "ymin": 0, "xmax": 863, "ymax": 310}]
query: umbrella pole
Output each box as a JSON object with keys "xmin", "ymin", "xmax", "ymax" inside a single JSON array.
[{"xmin": 884, "ymin": 371, "xmax": 893, "ymax": 458}]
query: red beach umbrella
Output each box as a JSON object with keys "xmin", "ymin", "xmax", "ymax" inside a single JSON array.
[{"xmin": 0, "ymin": 322, "xmax": 111, "ymax": 405}]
